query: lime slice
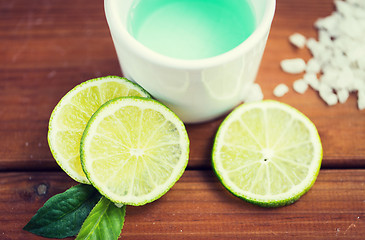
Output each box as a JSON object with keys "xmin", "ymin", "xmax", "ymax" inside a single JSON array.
[
  {"xmin": 212, "ymin": 100, "xmax": 322, "ymax": 207},
  {"xmin": 80, "ymin": 97, "xmax": 189, "ymax": 206},
  {"xmin": 48, "ymin": 76, "xmax": 151, "ymax": 184}
]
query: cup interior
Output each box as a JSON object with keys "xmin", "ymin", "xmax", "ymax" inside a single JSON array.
[{"xmin": 105, "ymin": 0, "xmax": 276, "ymax": 68}]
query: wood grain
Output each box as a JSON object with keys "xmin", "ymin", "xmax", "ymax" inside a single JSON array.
[
  {"xmin": 0, "ymin": 1, "xmax": 365, "ymax": 239},
  {"xmin": 0, "ymin": 0, "xmax": 364, "ymax": 171},
  {"xmin": 0, "ymin": 170, "xmax": 364, "ymax": 240}
]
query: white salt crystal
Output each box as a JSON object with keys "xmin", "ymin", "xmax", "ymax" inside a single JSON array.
[
  {"xmin": 335, "ymin": 66, "xmax": 354, "ymax": 90},
  {"xmin": 339, "ymin": 16, "xmax": 363, "ymax": 38},
  {"xmin": 319, "ymin": 86, "xmax": 338, "ymax": 106},
  {"xmin": 357, "ymin": 57, "xmax": 365, "ymax": 70},
  {"xmin": 303, "ymin": 72, "xmax": 320, "ymax": 90},
  {"xmin": 353, "ymin": 70, "xmax": 365, "ymax": 82},
  {"xmin": 306, "ymin": 58, "xmax": 321, "ymax": 73},
  {"xmin": 318, "ymin": 30, "xmax": 333, "ymax": 47},
  {"xmin": 337, "ymin": 89, "xmax": 350, "ymax": 103},
  {"xmin": 333, "ymin": 37, "xmax": 351, "ymax": 53},
  {"xmin": 273, "ymin": 84, "xmax": 289, "ymax": 97},
  {"xmin": 293, "ymin": 79, "xmax": 308, "ymax": 94},
  {"xmin": 319, "ymin": 82, "xmax": 332, "ymax": 95},
  {"xmin": 280, "ymin": 58, "xmax": 306, "ymax": 74},
  {"xmin": 306, "ymin": 38, "xmax": 320, "ymax": 55},
  {"xmin": 350, "ymin": 76, "xmax": 365, "ymax": 92},
  {"xmin": 319, "ymin": 82, "xmax": 338, "ymax": 106},
  {"xmin": 347, "ymin": 45, "xmax": 365, "ymax": 64},
  {"xmin": 335, "ymin": 0, "xmax": 354, "ymax": 17},
  {"xmin": 289, "ymin": 33, "xmax": 306, "ymax": 48},
  {"xmin": 347, "ymin": 0, "xmax": 365, "ymax": 9},
  {"xmin": 331, "ymin": 48, "xmax": 348, "ymax": 70},
  {"xmin": 282, "ymin": 0, "xmax": 365, "ymax": 110},
  {"xmin": 358, "ymin": 90, "xmax": 365, "ymax": 110},
  {"xmin": 354, "ymin": 8, "xmax": 365, "ymax": 19},
  {"xmin": 243, "ymin": 83, "xmax": 264, "ymax": 103},
  {"xmin": 345, "ymin": 77, "xmax": 358, "ymax": 92},
  {"xmin": 315, "ymin": 12, "xmax": 341, "ymax": 33},
  {"xmin": 306, "ymin": 38, "xmax": 328, "ymax": 62},
  {"xmin": 320, "ymin": 68, "xmax": 340, "ymax": 89},
  {"xmin": 322, "ymin": 93, "xmax": 338, "ymax": 106}
]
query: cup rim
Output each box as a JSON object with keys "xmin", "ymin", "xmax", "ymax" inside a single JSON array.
[{"xmin": 105, "ymin": 0, "xmax": 276, "ymax": 70}]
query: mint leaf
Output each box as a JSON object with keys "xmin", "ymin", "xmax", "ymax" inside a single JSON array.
[
  {"xmin": 76, "ymin": 197, "xmax": 126, "ymax": 240},
  {"xmin": 23, "ymin": 184, "xmax": 101, "ymax": 238}
]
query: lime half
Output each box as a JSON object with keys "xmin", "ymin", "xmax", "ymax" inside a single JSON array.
[
  {"xmin": 80, "ymin": 97, "xmax": 189, "ymax": 206},
  {"xmin": 48, "ymin": 76, "xmax": 150, "ymax": 184},
  {"xmin": 212, "ymin": 100, "xmax": 322, "ymax": 207}
]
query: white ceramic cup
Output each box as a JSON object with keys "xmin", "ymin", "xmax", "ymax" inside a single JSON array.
[{"xmin": 105, "ymin": 0, "xmax": 276, "ymax": 123}]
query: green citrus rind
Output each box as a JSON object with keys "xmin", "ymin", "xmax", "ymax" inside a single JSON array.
[
  {"xmin": 212, "ymin": 100, "xmax": 323, "ymax": 207},
  {"xmin": 80, "ymin": 97, "xmax": 189, "ymax": 206},
  {"xmin": 48, "ymin": 76, "xmax": 151, "ymax": 184}
]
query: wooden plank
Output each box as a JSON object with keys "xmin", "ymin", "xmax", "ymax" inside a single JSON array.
[
  {"xmin": 0, "ymin": 0, "xmax": 365, "ymax": 171},
  {"xmin": 0, "ymin": 170, "xmax": 364, "ymax": 239}
]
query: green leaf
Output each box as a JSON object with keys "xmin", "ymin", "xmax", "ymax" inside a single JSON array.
[
  {"xmin": 23, "ymin": 184, "xmax": 101, "ymax": 238},
  {"xmin": 76, "ymin": 197, "xmax": 126, "ymax": 240}
]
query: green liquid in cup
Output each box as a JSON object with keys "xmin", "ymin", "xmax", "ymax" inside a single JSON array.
[{"xmin": 128, "ymin": 0, "xmax": 256, "ymax": 60}]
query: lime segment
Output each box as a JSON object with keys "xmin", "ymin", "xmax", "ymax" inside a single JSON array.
[
  {"xmin": 48, "ymin": 76, "xmax": 150, "ymax": 184},
  {"xmin": 212, "ymin": 100, "xmax": 322, "ymax": 207},
  {"xmin": 80, "ymin": 97, "xmax": 189, "ymax": 206}
]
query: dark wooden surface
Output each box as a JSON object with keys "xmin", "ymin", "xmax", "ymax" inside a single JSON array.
[
  {"xmin": 1, "ymin": 170, "xmax": 365, "ymax": 240},
  {"xmin": 1, "ymin": 0, "xmax": 364, "ymax": 239}
]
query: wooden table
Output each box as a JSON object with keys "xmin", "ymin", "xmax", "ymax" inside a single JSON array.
[{"xmin": 1, "ymin": 0, "xmax": 364, "ymax": 239}]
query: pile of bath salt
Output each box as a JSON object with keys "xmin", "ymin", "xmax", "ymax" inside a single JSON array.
[{"xmin": 275, "ymin": 0, "xmax": 365, "ymax": 110}]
